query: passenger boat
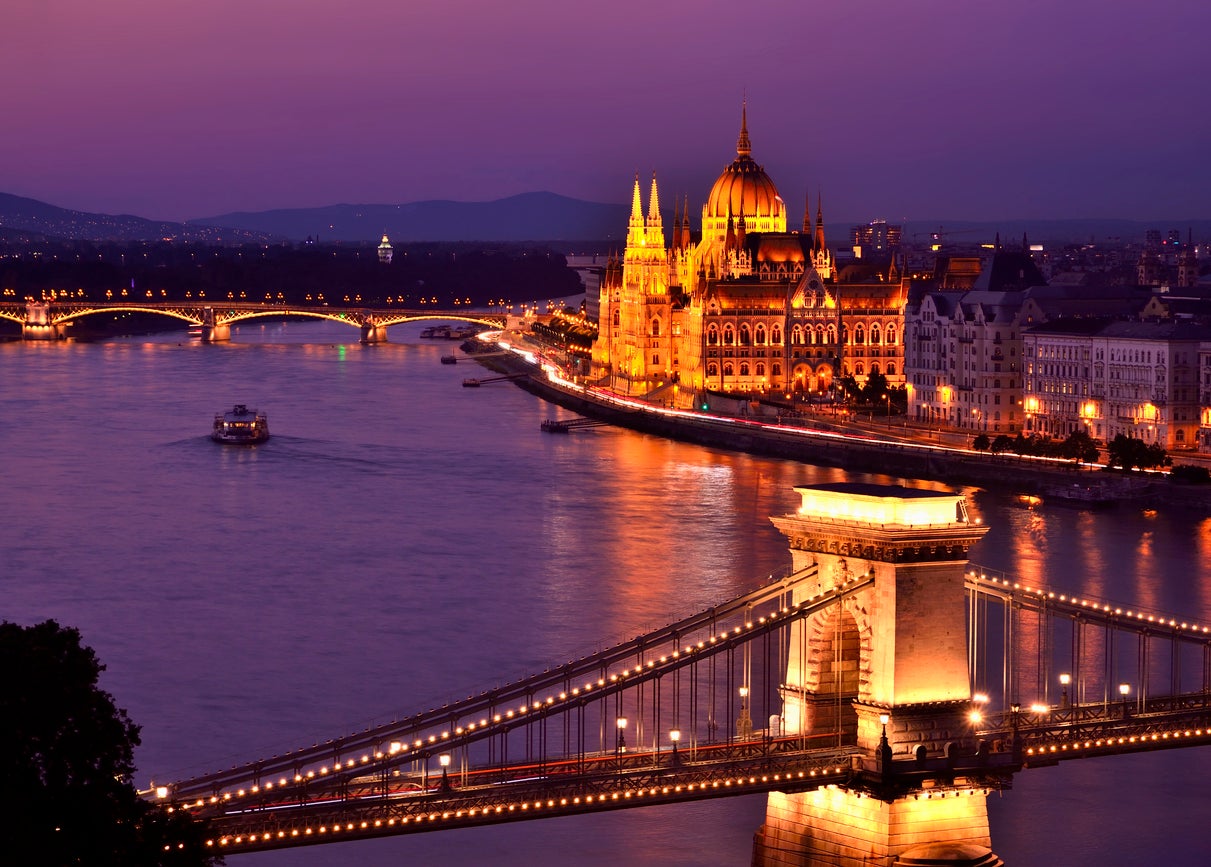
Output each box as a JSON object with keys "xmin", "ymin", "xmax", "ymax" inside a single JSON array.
[
  {"xmin": 211, "ymin": 404, "xmax": 270, "ymax": 444},
  {"xmin": 440, "ymin": 354, "xmax": 457, "ymax": 365}
]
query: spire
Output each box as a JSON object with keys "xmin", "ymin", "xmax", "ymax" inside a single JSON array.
[
  {"xmin": 814, "ymin": 191, "xmax": 826, "ymax": 254},
  {"xmin": 736, "ymin": 208, "xmax": 747, "ymax": 247},
  {"xmin": 803, "ymin": 191, "xmax": 812, "ymax": 235},
  {"xmin": 681, "ymin": 195, "xmax": 692, "ymax": 249},
  {"xmin": 630, "ymin": 174, "xmax": 643, "ymax": 226},
  {"xmin": 647, "ymin": 172, "xmax": 661, "ymax": 226},
  {"xmin": 725, "ymin": 212, "xmax": 736, "ymax": 251},
  {"xmin": 736, "ymin": 99, "xmax": 751, "ymax": 157},
  {"xmin": 672, "ymin": 197, "xmax": 681, "ymax": 250}
]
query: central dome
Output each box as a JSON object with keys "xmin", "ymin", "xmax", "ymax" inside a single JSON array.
[{"xmin": 704, "ymin": 109, "xmax": 784, "ymax": 223}]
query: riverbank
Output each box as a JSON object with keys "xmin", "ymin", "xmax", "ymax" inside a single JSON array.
[{"xmin": 470, "ymin": 337, "xmax": 1211, "ymax": 513}]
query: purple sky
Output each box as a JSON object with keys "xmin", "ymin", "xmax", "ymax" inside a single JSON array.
[{"xmin": 6, "ymin": 0, "xmax": 1209, "ymax": 223}]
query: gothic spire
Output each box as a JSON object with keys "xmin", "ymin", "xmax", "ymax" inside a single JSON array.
[
  {"xmin": 647, "ymin": 172, "xmax": 662, "ymax": 226},
  {"xmin": 814, "ymin": 191, "xmax": 826, "ymax": 254},
  {"xmin": 736, "ymin": 99, "xmax": 751, "ymax": 157},
  {"xmin": 681, "ymin": 195, "xmax": 692, "ymax": 249},
  {"xmin": 630, "ymin": 174, "xmax": 643, "ymax": 227},
  {"xmin": 803, "ymin": 191, "xmax": 812, "ymax": 235}
]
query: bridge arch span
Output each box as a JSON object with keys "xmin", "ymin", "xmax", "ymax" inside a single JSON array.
[{"xmin": 53, "ymin": 306, "xmax": 204, "ymax": 327}]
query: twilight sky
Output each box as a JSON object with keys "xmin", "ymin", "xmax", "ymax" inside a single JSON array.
[{"xmin": 6, "ymin": 0, "xmax": 1209, "ymax": 223}]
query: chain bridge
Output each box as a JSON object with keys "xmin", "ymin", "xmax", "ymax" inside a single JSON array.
[
  {"xmin": 149, "ymin": 484, "xmax": 1211, "ymax": 865},
  {"xmin": 0, "ymin": 299, "xmax": 506, "ymax": 342}
]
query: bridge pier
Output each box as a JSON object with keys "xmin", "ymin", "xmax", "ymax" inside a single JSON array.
[
  {"xmin": 22, "ymin": 301, "xmax": 64, "ymax": 339},
  {"xmin": 201, "ymin": 323, "xmax": 230, "ymax": 343},
  {"xmin": 360, "ymin": 322, "xmax": 388, "ymax": 343},
  {"xmin": 755, "ymin": 483, "xmax": 1002, "ymax": 867}
]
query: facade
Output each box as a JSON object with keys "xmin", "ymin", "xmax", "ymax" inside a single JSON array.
[
  {"xmin": 903, "ymin": 270, "xmax": 1161, "ymax": 435},
  {"xmin": 592, "ymin": 110, "xmax": 907, "ymax": 406},
  {"xmin": 1023, "ymin": 320, "xmax": 1210, "ymax": 450},
  {"xmin": 377, "ymin": 234, "xmax": 393, "ymax": 264}
]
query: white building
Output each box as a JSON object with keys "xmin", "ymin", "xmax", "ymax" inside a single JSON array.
[{"xmin": 1023, "ymin": 320, "xmax": 1211, "ymax": 450}]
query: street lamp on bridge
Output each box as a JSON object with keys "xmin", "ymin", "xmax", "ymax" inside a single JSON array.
[
  {"xmin": 1059, "ymin": 672, "xmax": 1071, "ymax": 708},
  {"xmin": 737, "ymin": 686, "xmax": 753, "ymax": 739},
  {"xmin": 438, "ymin": 753, "xmax": 451, "ymax": 792},
  {"xmin": 669, "ymin": 729, "xmax": 681, "ymax": 767}
]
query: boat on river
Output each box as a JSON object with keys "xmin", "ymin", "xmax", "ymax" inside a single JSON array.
[{"xmin": 211, "ymin": 404, "xmax": 270, "ymax": 444}]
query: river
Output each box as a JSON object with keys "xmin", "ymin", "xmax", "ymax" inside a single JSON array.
[{"xmin": 3, "ymin": 319, "xmax": 1209, "ymax": 865}]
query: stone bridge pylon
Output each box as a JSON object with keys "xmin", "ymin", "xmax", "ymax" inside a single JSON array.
[{"xmin": 755, "ymin": 483, "xmax": 1000, "ymax": 867}]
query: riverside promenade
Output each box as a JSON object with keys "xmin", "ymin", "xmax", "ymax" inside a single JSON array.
[{"xmin": 470, "ymin": 333, "xmax": 1211, "ymax": 513}]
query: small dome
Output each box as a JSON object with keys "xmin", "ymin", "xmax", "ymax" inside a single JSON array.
[{"xmin": 704, "ymin": 108, "xmax": 783, "ymax": 222}]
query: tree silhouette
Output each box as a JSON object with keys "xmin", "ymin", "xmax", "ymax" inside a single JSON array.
[{"xmin": 0, "ymin": 620, "xmax": 220, "ymax": 866}]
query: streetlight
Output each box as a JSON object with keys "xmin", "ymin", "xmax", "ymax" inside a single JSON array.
[
  {"xmin": 1059, "ymin": 673, "xmax": 1071, "ymax": 708},
  {"xmin": 878, "ymin": 713, "xmax": 892, "ymax": 778},
  {"xmin": 616, "ymin": 716, "xmax": 628, "ymax": 756},
  {"xmin": 669, "ymin": 729, "xmax": 681, "ymax": 767},
  {"xmin": 737, "ymin": 686, "xmax": 753, "ymax": 739},
  {"xmin": 1119, "ymin": 682, "xmax": 1131, "ymax": 718},
  {"xmin": 438, "ymin": 753, "xmax": 451, "ymax": 792}
]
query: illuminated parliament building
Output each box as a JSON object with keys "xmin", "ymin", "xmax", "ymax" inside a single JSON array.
[{"xmin": 591, "ymin": 108, "xmax": 907, "ymax": 407}]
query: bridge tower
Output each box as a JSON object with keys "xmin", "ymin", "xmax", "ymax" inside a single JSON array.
[{"xmin": 755, "ymin": 483, "xmax": 1000, "ymax": 867}]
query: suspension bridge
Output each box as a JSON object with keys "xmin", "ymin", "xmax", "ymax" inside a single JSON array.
[{"xmin": 148, "ymin": 483, "xmax": 1211, "ymax": 865}]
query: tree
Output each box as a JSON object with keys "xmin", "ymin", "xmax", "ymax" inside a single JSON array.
[
  {"xmin": 1058, "ymin": 429, "xmax": 1100, "ymax": 464},
  {"xmin": 973, "ymin": 433, "xmax": 991, "ymax": 451},
  {"xmin": 1106, "ymin": 434, "xmax": 1171, "ymax": 472},
  {"xmin": 0, "ymin": 620, "xmax": 220, "ymax": 866}
]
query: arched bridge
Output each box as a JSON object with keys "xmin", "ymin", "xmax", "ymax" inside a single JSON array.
[
  {"xmin": 148, "ymin": 484, "xmax": 1211, "ymax": 864},
  {"xmin": 0, "ymin": 300, "xmax": 506, "ymax": 343}
]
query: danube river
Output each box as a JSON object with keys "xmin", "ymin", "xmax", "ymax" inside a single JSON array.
[{"xmin": 4, "ymin": 320, "xmax": 1211, "ymax": 866}]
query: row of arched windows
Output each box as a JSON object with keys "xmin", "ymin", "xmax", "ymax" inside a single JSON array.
[
  {"xmin": 703, "ymin": 322, "xmax": 899, "ymax": 347},
  {"xmin": 706, "ymin": 362, "xmax": 785, "ymax": 378}
]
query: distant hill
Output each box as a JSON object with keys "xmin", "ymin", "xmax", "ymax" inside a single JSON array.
[
  {"xmin": 195, "ymin": 191, "xmax": 630, "ymax": 243},
  {"xmin": 4, "ymin": 189, "xmax": 1209, "ymax": 246},
  {"xmin": 0, "ymin": 192, "xmax": 273, "ymax": 244}
]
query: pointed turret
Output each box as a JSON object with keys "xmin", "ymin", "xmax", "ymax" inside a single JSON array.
[
  {"xmin": 630, "ymin": 175, "xmax": 644, "ymax": 226},
  {"xmin": 681, "ymin": 195, "xmax": 692, "ymax": 249},
  {"xmin": 803, "ymin": 191, "xmax": 812, "ymax": 236},
  {"xmin": 814, "ymin": 192, "xmax": 826, "ymax": 254},
  {"xmin": 736, "ymin": 208, "xmax": 747, "ymax": 248},
  {"xmin": 672, "ymin": 198, "xmax": 682, "ymax": 251},
  {"xmin": 648, "ymin": 172, "xmax": 662, "ymax": 228},
  {"xmin": 725, "ymin": 212, "xmax": 736, "ymax": 251}
]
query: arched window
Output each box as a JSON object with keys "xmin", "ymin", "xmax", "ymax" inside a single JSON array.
[
  {"xmin": 707, "ymin": 363, "xmax": 719, "ymax": 377},
  {"xmin": 707, "ymin": 324, "xmax": 719, "ymax": 346},
  {"xmin": 650, "ymin": 317, "xmax": 661, "ymax": 337},
  {"xmin": 841, "ymin": 325, "xmax": 849, "ymax": 346},
  {"xmin": 772, "ymin": 363, "xmax": 782, "ymax": 376},
  {"xmin": 871, "ymin": 362, "xmax": 881, "ymax": 375},
  {"xmin": 756, "ymin": 362, "xmax": 766, "ymax": 376},
  {"xmin": 739, "ymin": 323, "xmax": 752, "ymax": 346},
  {"xmin": 723, "ymin": 362, "xmax": 734, "ymax": 377},
  {"xmin": 887, "ymin": 362, "xmax": 897, "ymax": 375},
  {"xmin": 754, "ymin": 324, "xmax": 767, "ymax": 345},
  {"xmin": 816, "ymin": 325, "xmax": 826, "ymax": 346},
  {"xmin": 854, "ymin": 324, "xmax": 865, "ymax": 345},
  {"xmin": 855, "ymin": 362, "xmax": 865, "ymax": 376},
  {"xmin": 827, "ymin": 325, "xmax": 837, "ymax": 345},
  {"xmin": 612, "ymin": 310, "xmax": 620, "ymax": 327},
  {"xmin": 723, "ymin": 324, "xmax": 736, "ymax": 345},
  {"xmin": 792, "ymin": 325, "xmax": 804, "ymax": 345},
  {"xmin": 870, "ymin": 325, "xmax": 881, "ymax": 345},
  {"xmin": 885, "ymin": 325, "xmax": 897, "ymax": 346},
  {"xmin": 740, "ymin": 362, "xmax": 750, "ymax": 376},
  {"xmin": 771, "ymin": 324, "xmax": 783, "ymax": 345}
]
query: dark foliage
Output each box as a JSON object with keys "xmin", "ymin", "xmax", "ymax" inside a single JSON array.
[
  {"xmin": 0, "ymin": 620, "xmax": 220, "ymax": 866},
  {"xmin": 1106, "ymin": 434, "xmax": 1171, "ymax": 472}
]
